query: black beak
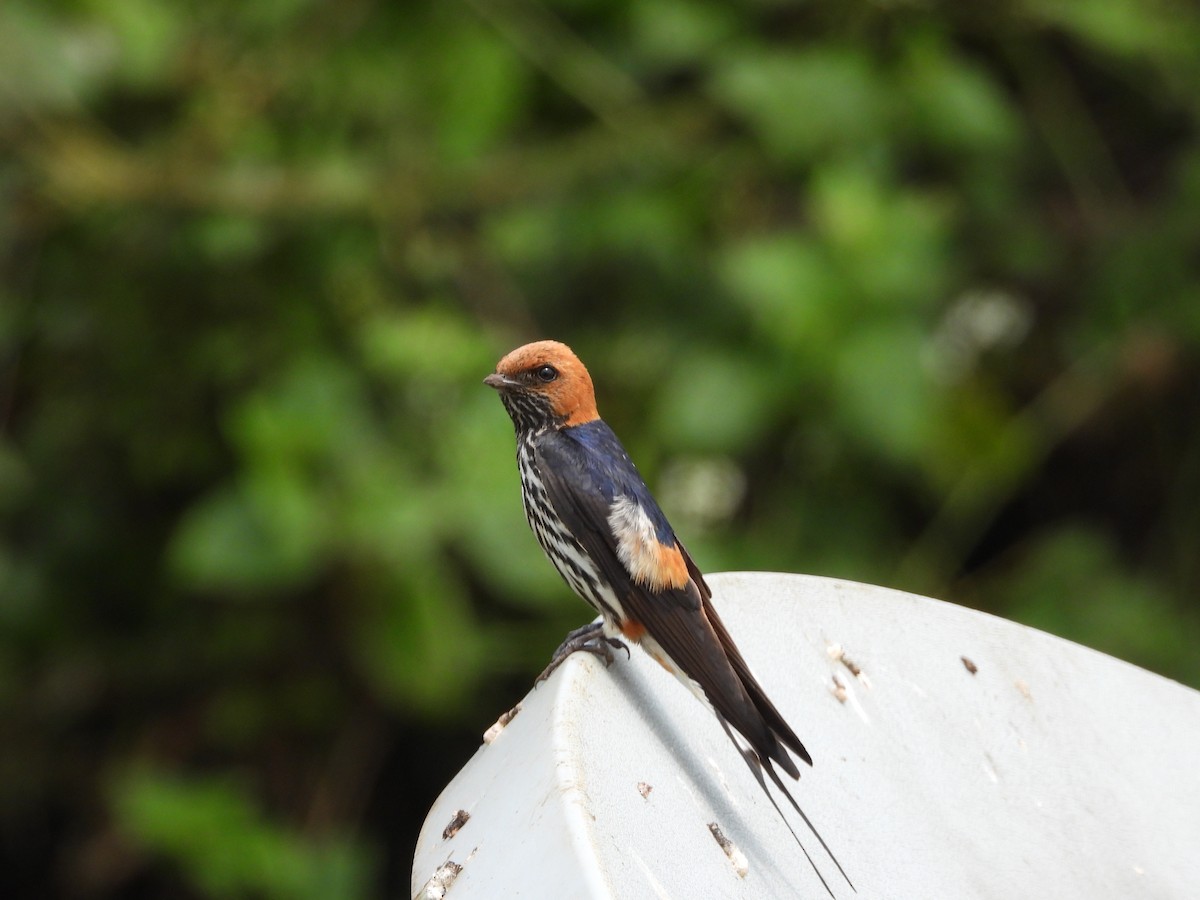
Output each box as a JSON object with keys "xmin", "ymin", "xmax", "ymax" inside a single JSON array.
[{"xmin": 483, "ymin": 373, "xmax": 518, "ymax": 390}]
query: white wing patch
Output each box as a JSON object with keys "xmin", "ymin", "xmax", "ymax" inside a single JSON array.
[{"xmin": 608, "ymin": 495, "xmax": 688, "ymax": 591}]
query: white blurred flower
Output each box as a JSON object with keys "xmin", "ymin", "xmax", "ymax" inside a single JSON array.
[
  {"xmin": 925, "ymin": 289, "xmax": 1033, "ymax": 382},
  {"xmin": 658, "ymin": 456, "xmax": 747, "ymax": 533}
]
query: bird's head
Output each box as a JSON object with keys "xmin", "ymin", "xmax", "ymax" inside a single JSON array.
[{"xmin": 484, "ymin": 340, "xmax": 600, "ymax": 432}]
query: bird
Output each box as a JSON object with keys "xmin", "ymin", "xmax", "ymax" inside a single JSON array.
[{"xmin": 484, "ymin": 340, "xmax": 852, "ymax": 895}]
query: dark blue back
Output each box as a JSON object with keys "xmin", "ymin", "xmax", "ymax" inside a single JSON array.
[{"xmin": 541, "ymin": 419, "xmax": 678, "ymax": 547}]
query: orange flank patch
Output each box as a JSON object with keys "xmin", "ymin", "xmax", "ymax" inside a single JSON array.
[
  {"xmin": 620, "ymin": 619, "xmax": 647, "ymax": 642},
  {"xmin": 609, "ymin": 496, "xmax": 692, "ymax": 592},
  {"xmin": 651, "ymin": 541, "xmax": 690, "ymax": 590},
  {"xmin": 625, "ymin": 536, "xmax": 689, "ymax": 592}
]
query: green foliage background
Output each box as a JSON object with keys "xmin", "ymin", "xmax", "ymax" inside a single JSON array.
[{"xmin": 3, "ymin": 0, "xmax": 1199, "ymax": 896}]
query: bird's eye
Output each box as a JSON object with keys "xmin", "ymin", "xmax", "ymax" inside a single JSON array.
[{"xmin": 535, "ymin": 364, "xmax": 558, "ymax": 383}]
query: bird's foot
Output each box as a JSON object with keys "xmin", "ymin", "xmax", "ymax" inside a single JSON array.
[{"xmin": 536, "ymin": 621, "xmax": 630, "ymax": 684}]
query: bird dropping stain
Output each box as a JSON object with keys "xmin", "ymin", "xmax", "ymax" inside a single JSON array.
[
  {"xmin": 483, "ymin": 703, "xmax": 521, "ymax": 744},
  {"xmin": 708, "ymin": 822, "xmax": 749, "ymax": 878},
  {"xmin": 442, "ymin": 809, "xmax": 470, "ymax": 841},
  {"xmin": 831, "ymin": 674, "xmax": 848, "ymax": 704},
  {"xmin": 414, "ymin": 860, "xmax": 463, "ymax": 900},
  {"xmin": 827, "ymin": 642, "xmax": 868, "ymax": 684}
]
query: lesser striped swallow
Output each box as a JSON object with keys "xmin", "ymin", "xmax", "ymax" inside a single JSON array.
[{"xmin": 485, "ymin": 340, "xmax": 852, "ymax": 895}]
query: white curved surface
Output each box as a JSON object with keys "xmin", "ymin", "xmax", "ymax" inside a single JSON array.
[{"xmin": 411, "ymin": 572, "xmax": 1200, "ymax": 899}]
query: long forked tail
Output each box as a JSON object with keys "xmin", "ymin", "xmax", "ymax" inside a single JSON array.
[{"xmin": 716, "ymin": 717, "xmax": 855, "ymax": 898}]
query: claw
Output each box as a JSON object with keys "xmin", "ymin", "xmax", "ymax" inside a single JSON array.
[{"xmin": 536, "ymin": 621, "xmax": 630, "ymax": 684}]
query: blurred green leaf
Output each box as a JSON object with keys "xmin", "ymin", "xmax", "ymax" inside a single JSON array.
[
  {"xmin": 350, "ymin": 564, "xmax": 484, "ymax": 714},
  {"xmin": 833, "ymin": 324, "xmax": 939, "ymax": 465},
  {"xmin": 1027, "ymin": 0, "xmax": 1200, "ymax": 64},
  {"xmin": 169, "ymin": 477, "xmax": 326, "ymax": 592},
  {"xmin": 631, "ymin": 0, "xmax": 738, "ymax": 66},
  {"xmin": 433, "ymin": 23, "xmax": 529, "ymax": 161},
  {"xmin": 810, "ymin": 163, "xmax": 952, "ymax": 309},
  {"xmin": 191, "ymin": 214, "xmax": 271, "ymax": 264},
  {"xmin": 358, "ymin": 308, "xmax": 493, "ymax": 380},
  {"xmin": 113, "ymin": 769, "xmax": 371, "ymax": 900},
  {"xmin": 653, "ymin": 352, "xmax": 777, "ymax": 452},
  {"xmin": 899, "ymin": 32, "xmax": 1021, "ymax": 157},
  {"xmin": 0, "ymin": 4, "xmax": 114, "ymax": 117},
  {"xmin": 719, "ymin": 233, "xmax": 844, "ymax": 353},
  {"xmin": 94, "ymin": 0, "xmax": 183, "ymax": 85},
  {"xmin": 710, "ymin": 47, "xmax": 886, "ymax": 161}
]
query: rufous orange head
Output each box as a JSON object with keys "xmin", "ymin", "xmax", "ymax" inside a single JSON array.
[{"xmin": 484, "ymin": 340, "xmax": 600, "ymax": 432}]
